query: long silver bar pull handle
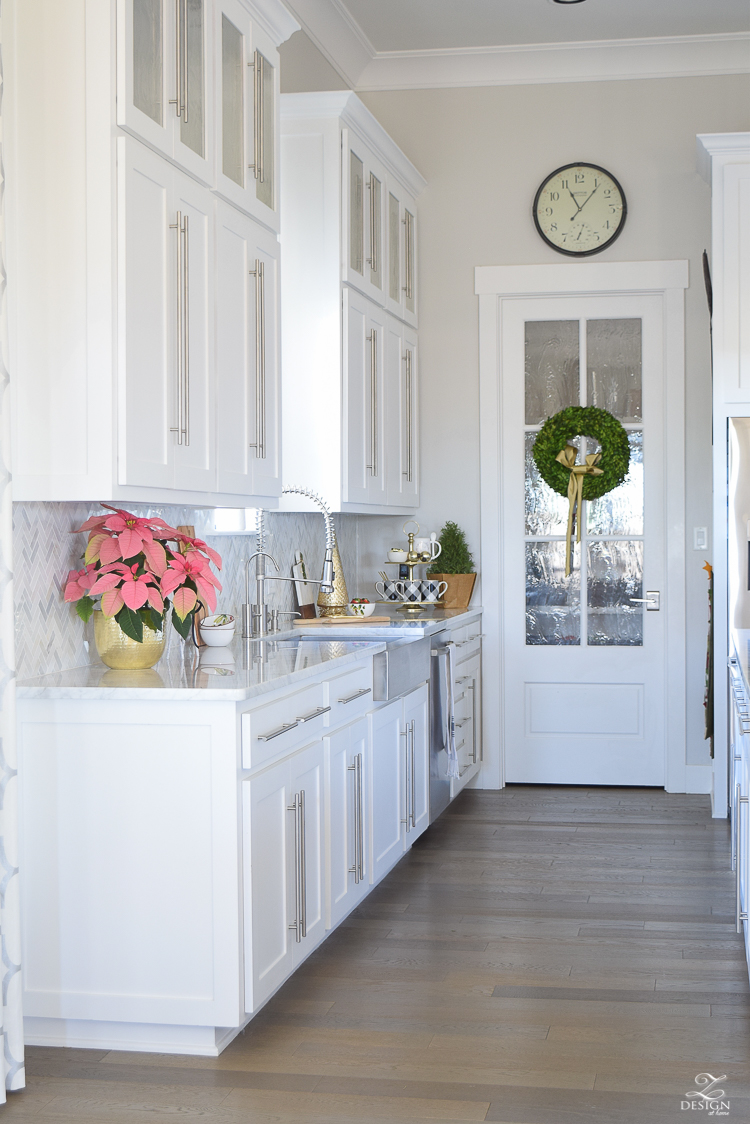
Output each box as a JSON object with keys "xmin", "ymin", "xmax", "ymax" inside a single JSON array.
[
  {"xmin": 366, "ymin": 173, "xmax": 377, "ymax": 273},
  {"xmin": 169, "ymin": 212, "xmax": 184, "ymax": 444},
  {"xmin": 248, "ymin": 51, "xmax": 262, "ymax": 179},
  {"xmin": 299, "ymin": 789, "xmax": 306, "ymax": 938},
  {"xmin": 402, "ymin": 349, "xmax": 412, "ymax": 481},
  {"xmin": 402, "ymin": 211, "xmax": 413, "ymax": 300},
  {"xmin": 400, "ymin": 729, "xmax": 410, "ymax": 831},
  {"xmin": 182, "ymin": 213, "xmax": 189, "ymax": 445},
  {"xmin": 348, "ymin": 760, "xmax": 360, "ymax": 883},
  {"xmin": 169, "ymin": 0, "xmax": 183, "ymax": 117},
  {"xmin": 736, "ymin": 785, "xmax": 749, "ymax": 934},
  {"xmin": 366, "ymin": 329, "xmax": 378, "ymax": 475},
  {"xmin": 248, "ymin": 259, "xmax": 265, "ymax": 457},
  {"xmin": 357, "ymin": 752, "xmax": 364, "ymax": 882},
  {"xmin": 410, "ymin": 719, "xmax": 416, "ymax": 828},
  {"xmin": 468, "ymin": 680, "xmax": 477, "ymax": 764},
  {"xmin": 181, "ymin": 0, "xmax": 188, "ymax": 122},
  {"xmin": 287, "ymin": 793, "xmax": 301, "ymax": 942}
]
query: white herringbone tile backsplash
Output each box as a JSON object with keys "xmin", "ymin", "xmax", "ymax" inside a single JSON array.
[{"xmin": 13, "ymin": 501, "xmax": 403, "ymax": 681}]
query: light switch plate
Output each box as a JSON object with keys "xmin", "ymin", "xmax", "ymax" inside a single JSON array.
[{"xmin": 693, "ymin": 527, "xmax": 708, "ymax": 550}]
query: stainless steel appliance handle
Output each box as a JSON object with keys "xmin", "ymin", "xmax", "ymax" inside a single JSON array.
[
  {"xmin": 737, "ymin": 785, "xmax": 749, "ymax": 933},
  {"xmin": 287, "ymin": 793, "xmax": 301, "ymax": 942},
  {"xmin": 366, "ymin": 330, "xmax": 378, "ymax": 475},
  {"xmin": 248, "ymin": 259, "xmax": 266, "ymax": 457},
  {"xmin": 169, "ymin": 212, "xmax": 184, "ymax": 445}
]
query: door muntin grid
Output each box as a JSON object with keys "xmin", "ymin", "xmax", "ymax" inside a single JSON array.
[{"xmin": 524, "ymin": 318, "xmax": 644, "ymax": 646}]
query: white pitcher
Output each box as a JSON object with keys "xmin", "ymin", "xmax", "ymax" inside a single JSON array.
[{"xmin": 415, "ymin": 535, "xmax": 442, "ymax": 563}]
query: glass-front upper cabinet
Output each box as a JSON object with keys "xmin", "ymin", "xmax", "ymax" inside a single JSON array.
[
  {"xmin": 117, "ymin": 0, "xmax": 213, "ymax": 185},
  {"xmin": 385, "ymin": 176, "xmax": 418, "ymax": 328},
  {"xmin": 214, "ymin": 1, "xmax": 280, "ymax": 231},
  {"xmin": 342, "ymin": 129, "xmax": 386, "ymax": 307}
]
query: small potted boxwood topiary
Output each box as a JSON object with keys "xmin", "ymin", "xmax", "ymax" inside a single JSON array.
[{"xmin": 427, "ymin": 521, "xmax": 476, "ymax": 609}]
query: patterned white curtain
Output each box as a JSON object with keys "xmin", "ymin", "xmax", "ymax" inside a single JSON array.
[{"xmin": 0, "ymin": 0, "xmax": 26, "ymax": 1098}]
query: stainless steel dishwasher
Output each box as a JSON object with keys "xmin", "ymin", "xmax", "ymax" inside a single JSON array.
[{"xmin": 429, "ymin": 630, "xmax": 453, "ymax": 821}]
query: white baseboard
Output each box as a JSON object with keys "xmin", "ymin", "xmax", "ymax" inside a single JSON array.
[{"xmin": 24, "ymin": 1016, "xmax": 250, "ymax": 1057}]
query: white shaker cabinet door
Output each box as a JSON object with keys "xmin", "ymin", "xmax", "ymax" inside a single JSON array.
[
  {"xmin": 243, "ymin": 759, "xmax": 295, "ymax": 1013},
  {"xmin": 326, "ymin": 718, "xmax": 369, "ymax": 929},
  {"xmin": 117, "ymin": 0, "xmax": 214, "ymax": 187},
  {"xmin": 385, "ymin": 179, "xmax": 418, "ymax": 328},
  {"xmin": 368, "ymin": 698, "xmax": 405, "ymax": 885},
  {"xmin": 172, "ymin": 170, "xmax": 215, "ymax": 493},
  {"xmin": 216, "ymin": 203, "xmax": 281, "ymax": 499},
  {"xmin": 118, "ymin": 137, "xmax": 175, "ymax": 490},
  {"xmin": 343, "ymin": 289, "xmax": 387, "ymax": 507},
  {"xmin": 404, "ymin": 684, "xmax": 430, "ymax": 840},
  {"xmin": 341, "ymin": 129, "xmax": 386, "ymax": 307},
  {"xmin": 386, "ymin": 318, "xmax": 418, "ymax": 508}
]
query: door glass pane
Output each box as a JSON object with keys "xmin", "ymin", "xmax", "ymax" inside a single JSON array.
[
  {"xmin": 587, "ymin": 541, "xmax": 643, "ymax": 646},
  {"xmin": 133, "ymin": 0, "xmax": 163, "ymax": 125},
  {"xmin": 221, "ymin": 15, "xmax": 243, "ymax": 186},
  {"xmin": 587, "ymin": 318, "xmax": 642, "ymax": 421},
  {"xmin": 526, "ymin": 542, "xmax": 580, "ymax": 646},
  {"xmin": 369, "ymin": 175, "xmax": 382, "ymax": 289},
  {"xmin": 256, "ymin": 53, "xmax": 274, "ymax": 209},
  {"xmin": 349, "ymin": 153, "xmax": 364, "ymax": 274},
  {"xmin": 404, "ymin": 210, "xmax": 415, "ymax": 314},
  {"xmin": 180, "ymin": 0, "xmax": 204, "ymax": 157},
  {"xmin": 389, "ymin": 193, "xmax": 400, "ymax": 302},
  {"xmin": 587, "ymin": 431, "xmax": 643, "ymax": 536},
  {"xmin": 525, "ymin": 432, "xmax": 569, "ymax": 536},
  {"xmin": 525, "ymin": 321, "xmax": 579, "ymax": 425}
]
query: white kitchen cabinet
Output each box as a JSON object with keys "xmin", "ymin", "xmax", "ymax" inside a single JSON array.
[
  {"xmin": 243, "ymin": 737, "xmax": 325, "ymax": 1013},
  {"xmin": 385, "ymin": 177, "xmax": 418, "ymax": 328},
  {"xmin": 279, "ymin": 91, "xmax": 426, "ymax": 516},
  {"xmin": 385, "ymin": 317, "xmax": 419, "ymax": 508},
  {"xmin": 119, "ymin": 139, "xmax": 214, "ymax": 493},
  {"xmin": 326, "ymin": 718, "xmax": 369, "ymax": 929},
  {"xmin": 216, "ymin": 201, "xmax": 281, "ymax": 499},
  {"xmin": 451, "ymin": 652, "xmax": 481, "ymax": 799},
  {"xmin": 344, "ymin": 288, "xmax": 387, "ymax": 506},
  {"xmin": 7, "ymin": 0, "xmax": 296, "ymax": 506},
  {"xmin": 214, "ymin": 1, "xmax": 281, "ymax": 232}
]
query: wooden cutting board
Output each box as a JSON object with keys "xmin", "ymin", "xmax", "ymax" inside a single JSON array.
[{"xmin": 294, "ymin": 616, "xmax": 391, "ymax": 626}]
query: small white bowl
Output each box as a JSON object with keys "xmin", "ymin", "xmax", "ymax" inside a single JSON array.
[
  {"xmin": 388, "ymin": 549, "xmax": 407, "ymax": 563},
  {"xmin": 200, "ymin": 614, "xmax": 235, "ymax": 631},
  {"xmin": 348, "ymin": 602, "xmax": 376, "ymax": 617},
  {"xmin": 200, "ymin": 624, "xmax": 235, "ymax": 647}
]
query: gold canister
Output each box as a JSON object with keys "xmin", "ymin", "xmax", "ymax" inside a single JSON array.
[
  {"xmin": 94, "ymin": 610, "xmax": 166, "ymax": 670},
  {"xmin": 317, "ymin": 538, "xmax": 350, "ymax": 617}
]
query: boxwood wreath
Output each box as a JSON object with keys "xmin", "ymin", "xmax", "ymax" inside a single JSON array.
[{"xmin": 532, "ymin": 406, "xmax": 630, "ymax": 574}]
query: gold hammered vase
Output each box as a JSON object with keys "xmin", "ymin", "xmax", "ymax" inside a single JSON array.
[{"xmin": 93, "ymin": 610, "xmax": 166, "ymax": 670}]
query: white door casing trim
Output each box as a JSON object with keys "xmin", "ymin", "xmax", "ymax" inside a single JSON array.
[{"xmin": 476, "ymin": 260, "xmax": 688, "ymax": 792}]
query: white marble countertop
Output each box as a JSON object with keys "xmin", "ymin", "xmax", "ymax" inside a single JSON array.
[{"xmin": 17, "ymin": 637, "xmax": 386, "ymax": 703}]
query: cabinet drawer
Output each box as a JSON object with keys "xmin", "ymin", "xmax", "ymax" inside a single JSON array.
[
  {"xmin": 242, "ymin": 681, "xmax": 328, "ymax": 770},
  {"xmin": 454, "ymin": 623, "xmax": 483, "ymax": 663},
  {"xmin": 325, "ymin": 662, "xmax": 373, "ymax": 728}
]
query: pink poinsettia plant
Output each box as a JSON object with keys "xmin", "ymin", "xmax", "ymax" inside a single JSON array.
[{"xmin": 64, "ymin": 505, "xmax": 222, "ymax": 644}]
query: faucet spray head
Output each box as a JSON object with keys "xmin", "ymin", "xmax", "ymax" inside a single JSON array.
[{"xmin": 320, "ymin": 549, "xmax": 335, "ymax": 594}]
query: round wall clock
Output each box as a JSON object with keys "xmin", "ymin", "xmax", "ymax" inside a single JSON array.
[{"xmin": 533, "ymin": 163, "xmax": 627, "ymax": 256}]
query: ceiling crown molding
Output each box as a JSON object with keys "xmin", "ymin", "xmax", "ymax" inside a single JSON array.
[
  {"xmin": 281, "ymin": 1, "xmax": 750, "ymax": 91},
  {"xmin": 355, "ymin": 31, "xmax": 750, "ymax": 91}
]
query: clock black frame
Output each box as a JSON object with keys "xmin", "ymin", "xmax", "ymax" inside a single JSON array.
[{"xmin": 532, "ymin": 162, "xmax": 627, "ymax": 257}]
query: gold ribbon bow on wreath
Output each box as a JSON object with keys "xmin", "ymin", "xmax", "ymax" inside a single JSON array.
[{"xmin": 555, "ymin": 444, "xmax": 604, "ymax": 576}]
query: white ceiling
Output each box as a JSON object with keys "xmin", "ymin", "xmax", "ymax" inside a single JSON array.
[
  {"xmin": 341, "ymin": 0, "xmax": 750, "ymax": 53},
  {"xmin": 282, "ymin": 0, "xmax": 750, "ymax": 91}
]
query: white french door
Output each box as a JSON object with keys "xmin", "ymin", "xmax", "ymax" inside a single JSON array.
[{"xmin": 502, "ymin": 294, "xmax": 667, "ymax": 786}]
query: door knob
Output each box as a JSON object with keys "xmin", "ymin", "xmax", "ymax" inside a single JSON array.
[{"xmin": 629, "ymin": 591, "xmax": 660, "ymax": 611}]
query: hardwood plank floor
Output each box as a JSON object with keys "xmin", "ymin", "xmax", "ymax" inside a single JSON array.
[{"xmin": 8, "ymin": 785, "xmax": 749, "ymax": 1122}]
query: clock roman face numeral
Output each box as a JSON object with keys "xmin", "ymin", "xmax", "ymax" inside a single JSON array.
[{"xmin": 533, "ymin": 164, "xmax": 626, "ymax": 257}]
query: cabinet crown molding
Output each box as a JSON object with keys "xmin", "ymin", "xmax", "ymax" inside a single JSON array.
[
  {"xmin": 241, "ymin": 0, "xmax": 300, "ymax": 46},
  {"xmin": 696, "ymin": 131, "xmax": 750, "ymax": 183},
  {"xmin": 281, "ymin": 91, "xmax": 426, "ymax": 197}
]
